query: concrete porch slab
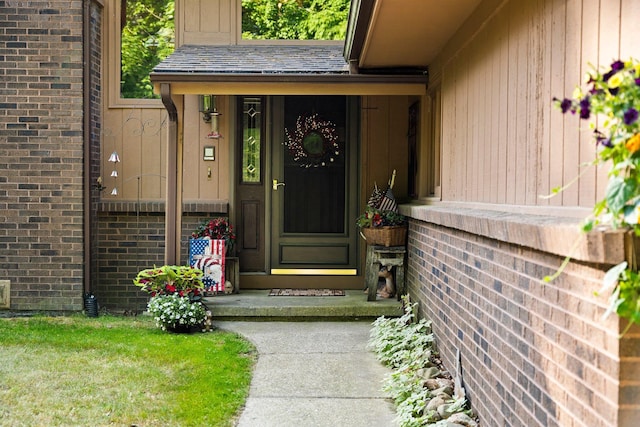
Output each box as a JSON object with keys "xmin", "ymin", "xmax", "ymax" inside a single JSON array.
[{"xmin": 204, "ymin": 289, "xmax": 403, "ymax": 321}]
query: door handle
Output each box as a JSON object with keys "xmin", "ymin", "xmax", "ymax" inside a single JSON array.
[{"xmin": 272, "ymin": 179, "xmax": 285, "ymax": 190}]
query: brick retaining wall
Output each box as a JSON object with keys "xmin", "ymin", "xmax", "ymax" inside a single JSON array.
[
  {"xmin": 405, "ymin": 206, "xmax": 640, "ymax": 426},
  {"xmin": 93, "ymin": 202, "xmax": 228, "ymax": 312}
]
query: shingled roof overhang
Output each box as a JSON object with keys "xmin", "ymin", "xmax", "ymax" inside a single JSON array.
[{"xmin": 150, "ymin": 44, "xmax": 428, "ymax": 96}]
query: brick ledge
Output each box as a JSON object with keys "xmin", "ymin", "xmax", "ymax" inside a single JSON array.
[
  {"xmin": 400, "ymin": 202, "xmax": 626, "ymax": 265},
  {"xmin": 98, "ymin": 200, "xmax": 228, "ymax": 214}
]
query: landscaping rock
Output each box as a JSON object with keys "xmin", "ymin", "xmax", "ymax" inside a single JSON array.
[
  {"xmin": 425, "ymin": 395, "xmax": 449, "ymax": 411},
  {"xmin": 447, "ymin": 412, "xmax": 478, "ymax": 427},
  {"xmin": 433, "ymin": 384, "xmax": 454, "ymax": 398},
  {"xmin": 424, "ymin": 377, "xmax": 454, "ymax": 390},
  {"xmin": 438, "ymin": 403, "xmax": 458, "ymax": 419},
  {"xmin": 418, "ymin": 366, "xmax": 441, "ymax": 380}
]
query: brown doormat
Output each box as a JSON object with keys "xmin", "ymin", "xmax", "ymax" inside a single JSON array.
[{"xmin": 268, "ymin": 289, "xmax": 345, "ymax": 296}]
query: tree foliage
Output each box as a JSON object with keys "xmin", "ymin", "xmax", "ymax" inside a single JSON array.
[
  {"xmin": 242, "ymin": 0, "xmax": 350, "ymax": 40},
  {"xmin": 120, "ymin": 0, "xmax": 350, "ymax": 98},
  {"xmin": 121, "ymin": 0, "xmax": 175, "ymax": 99}
]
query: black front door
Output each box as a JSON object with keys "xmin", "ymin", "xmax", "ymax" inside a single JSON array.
[{"xmin": 270, "ymin": 96, "xmax": 359, "ymax": 275}]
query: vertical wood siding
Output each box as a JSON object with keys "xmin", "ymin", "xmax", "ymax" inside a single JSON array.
[
  {"xmin": 180, "ymin": 0, "xmax": 236, "ymax": 45},
  {"xmin": 360, "ymin": 96, "xmax": 410, "ymax": 207},
  {"xmin": 103, "ymin": 107, "xmax": 168, "ymax": 200},
  {"xmin": 437, "ymin": 0, "xmax": 640, "ymax": 208},
  {"xmin": 103, "ymin": 96, "xmax": 230, "ymax": 202}
]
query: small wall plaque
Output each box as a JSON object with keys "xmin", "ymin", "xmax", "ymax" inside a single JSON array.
[{"xmin": 203, "ymin": 146, "xmax": 215, "ymax": 161}]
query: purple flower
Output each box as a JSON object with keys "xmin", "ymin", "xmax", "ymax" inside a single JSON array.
[
  {"xmin": 603, "ymin": 61, "xmax": 625, "ymax": 82},
  {"xmin": 611, "ymin": 60, "xmax": 625, "ymax": 71},
  {"xmin": 579, "ymin": 97, "xmax": 591, "ymax": 119},
  {"xmin": 624, "ymin": 108, "xmax": 639, "ymax": 125},
  {"xmin": 635, "ymin": 78, "xmax": 640, "ymax": 86},
  {"xmin": 594, "ymin": 130, "xmax": 612, "ymax": 147},
  {"xmin": 559, "ymin": 98, "xmax": 573, "ymax": 113}
]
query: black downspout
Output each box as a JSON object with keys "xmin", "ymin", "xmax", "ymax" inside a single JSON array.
[{"xmin": 82, "ymin": 0, "xmax": 91, "ymax": 295}]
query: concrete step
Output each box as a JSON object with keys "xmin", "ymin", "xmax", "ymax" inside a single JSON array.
[{"xmin": 203, "ymin": 289, "xmax": 403, "ymax": 321}]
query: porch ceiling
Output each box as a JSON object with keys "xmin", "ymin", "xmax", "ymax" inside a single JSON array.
[
  {"xmin": 344, "ymin": 0, "xmax": 481, "ymax": 70},
  {"xmin": 150, "ymin": 44, "xmax": 428, "ymax": 96}
]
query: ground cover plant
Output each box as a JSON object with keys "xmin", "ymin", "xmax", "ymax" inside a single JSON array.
[
  {"xmin": 369, "ymin": 298, "xmax": 478, "ymax": 427},
  {"xmin": 0, "ymin": 315, "xmax": 255, "ymax": 426}
]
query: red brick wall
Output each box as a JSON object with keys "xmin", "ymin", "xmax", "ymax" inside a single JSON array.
[
  {"xmin": 93, "ymin": 202, "xmax": 228, "ymax": 312},
  {"xmin": 0, "ymin": 0, "xmax": 92, "ymax": 311},
  {"xmin": 406, "ymin": 215, "xmax": 640, "ymax": 426},
  {"xmin": 94, "ymin": 209, "xmax": 165, "ymax": 313}
]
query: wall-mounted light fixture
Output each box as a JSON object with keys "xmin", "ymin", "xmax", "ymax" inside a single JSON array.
[{"xmin": 198, "ymin": 95, "xmax": 222, "ymax": 139}]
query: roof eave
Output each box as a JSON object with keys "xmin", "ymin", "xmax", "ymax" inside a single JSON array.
[
  {"xmin": 150, "ymin": 71, "xmax": 426, "ymax": 84},
  {"xmin": 150, "ymin": 71, "xmax": 428, "ymax": 96},
  {"xmin": 343, "ymin": 0, "xmax": 376, "ymax": 64}
]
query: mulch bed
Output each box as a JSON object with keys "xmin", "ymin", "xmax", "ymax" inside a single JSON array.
[{"xmin": 268, "ymin": 289, "xmax": 345, "ymax": 296}]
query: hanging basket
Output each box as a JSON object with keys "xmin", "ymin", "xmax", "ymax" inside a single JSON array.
[{"xmin": 360, "ymin": 226, "xmax": 407, "ymax": 247}]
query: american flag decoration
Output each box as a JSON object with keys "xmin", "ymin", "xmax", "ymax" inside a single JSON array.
[
  {"xmin": 377, "ymin": 170, "xmax": 399, "ymax": 213},
  {"xmin": 367, "ymin": 183, "xmax": 384, "ymax": 208},
  {"xmin": 189, "ymin": 238, "xmax": 225, "ymax": 293}
]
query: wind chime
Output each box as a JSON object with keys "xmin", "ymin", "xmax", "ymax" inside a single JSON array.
[{"xmin": 108, "ymin": 150, "xmax": 120, "ymax": 196}]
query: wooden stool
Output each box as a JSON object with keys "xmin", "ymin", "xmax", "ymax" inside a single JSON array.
[
  {"xmin": 365, "ymin": 245, "xmax": 406, "ymax": 301},
  {"xmin": 225, "ymin": 257, "xmax": 240, "ymax": 293}
]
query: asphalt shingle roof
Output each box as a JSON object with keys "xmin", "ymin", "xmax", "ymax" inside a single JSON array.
[{"xmin": 153, "ymin": 44, "xmax": 349, "ymax": 75}]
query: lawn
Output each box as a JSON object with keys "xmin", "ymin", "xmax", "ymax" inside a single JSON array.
[{"xmin": 0, "ymin": 315, "xmax": 256, "ymax": 426}]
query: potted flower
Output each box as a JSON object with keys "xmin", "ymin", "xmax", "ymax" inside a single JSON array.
[
  {"xmin": 133, "ymin": 265, "xmax": 207, "ymax": 332},
  {"xmin": 191, "ymin": 217, "xmax": 236, "ymax": 256},
  {"xmin": 356, "ymin": 206, "xmax": 408, "ymax": 247},
  {"xmin": 551, "ymin": 58, "xmax": 640, "ymax": 332},
  {"xmin": 189, "ymin": 218, "xmax": 236, "ymax": 293}
]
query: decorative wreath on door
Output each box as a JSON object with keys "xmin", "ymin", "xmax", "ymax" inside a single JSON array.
[{"xmin": 284, "ymin": 113, "xmax": 341, "ymax": 168}]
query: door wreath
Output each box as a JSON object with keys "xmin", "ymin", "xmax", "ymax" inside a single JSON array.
[{"xmin": 285, "ymin": 113, "xmax": 341, "ymax": 168}]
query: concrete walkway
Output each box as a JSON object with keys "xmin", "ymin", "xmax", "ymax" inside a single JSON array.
[{"xmin": 215, "ymin": 321, "xmax": 397, "ymax": 427}]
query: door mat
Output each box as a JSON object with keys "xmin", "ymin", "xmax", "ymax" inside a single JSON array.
[{"xmin": 268, "ymin": 289, "xmax": 345, "ymax": 296}]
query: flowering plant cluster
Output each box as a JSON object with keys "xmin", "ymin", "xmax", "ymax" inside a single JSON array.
[
  {"xmin": 133, "ymin": 265, "xmax": 204, "ymax": 299},
  {"xmin": 192, "ymin": 217, "xmax": 236, "ymax": 255},
  {"xmin": 356, "ymin": 206, "xmax": 407, "ymax": 228},
  {"xmin": 147, "ymin": 293, "xmax": 206, "ymax": 331},
  {"xmin": 552, "ymin": 58, "xmax": 640, "ymax": 330}
]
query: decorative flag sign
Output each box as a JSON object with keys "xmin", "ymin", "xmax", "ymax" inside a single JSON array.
[{"xmin": 189, "ymin": 238, "xmax": 225, "ymax": 293}]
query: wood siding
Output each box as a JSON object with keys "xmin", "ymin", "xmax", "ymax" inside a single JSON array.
[
  {"xmin": 433, "ymin": 0, "xmax": 640, "ymax": 208},
  {"xmin": 102, "ymin": 96, "xmax": 231, "ymax": 202},
  {"xmin": 102, "ymin": 107, "xmax": 168, "ymax": 200},
  {"xmin": 361, "ymin": 95, "xmax": 410, "ymax": 206},
  {"xmin": 179, "ymin": 0, "xmax": 237, "ymax": 45}
]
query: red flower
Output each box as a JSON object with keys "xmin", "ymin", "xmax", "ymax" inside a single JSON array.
[{"xmin": 165, "ymin": 284, "xmax": 176, "ymax": 293}]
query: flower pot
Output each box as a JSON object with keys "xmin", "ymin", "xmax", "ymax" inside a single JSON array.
[
  {"xmin": 167, "ymin": 324, "xmax": 199, "ymax": 334},
  {"xmin": 361, "ymin": 225, "xmax": 407, "ymax": 247}
]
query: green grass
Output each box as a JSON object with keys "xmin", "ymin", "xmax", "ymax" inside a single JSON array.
[{"xmin": 0, "ymin": 315, "xmax": 256, "ymax": 427}]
